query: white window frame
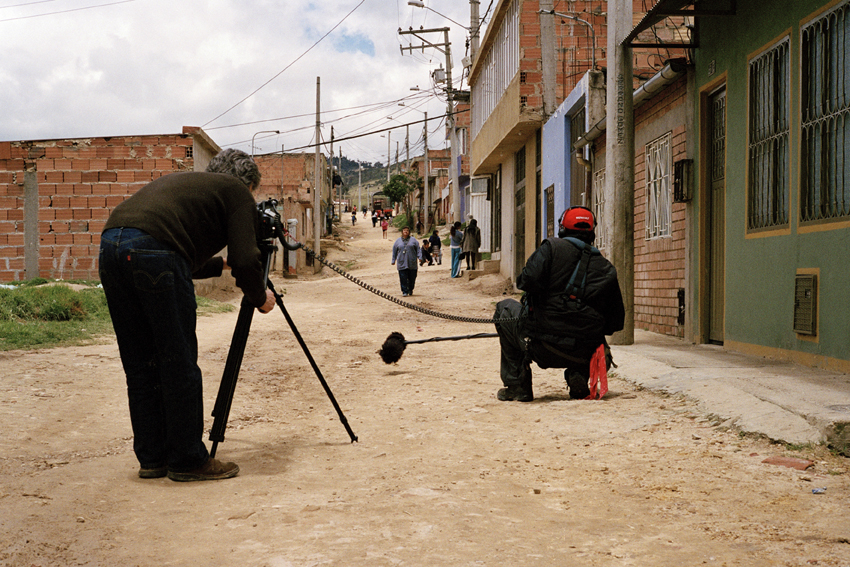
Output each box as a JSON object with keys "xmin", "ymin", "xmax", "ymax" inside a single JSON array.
[
  {"xmin": 471, "ymin": 0, "xmax": 520, "ymax": 138},
  {"xmin": 645, "ymin": 132, "xmax": 673, "ymax": 239},
  {"xmin": 593, "ymin": 168, "xmax": 607, "ymax": 252}
]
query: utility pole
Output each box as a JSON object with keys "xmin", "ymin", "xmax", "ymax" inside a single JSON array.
[
  {"xmin": 330, "ymin": 126, "xmax": 335, "ymax": 221},
  {"xmin": 539, "ymin": 0, "xmax": 556, "ymax": 116},
  {"xmin": 313, "ymin": 77, "xmax": 322, "ymax": 274},
  {"xmin": 399, "ymin": 27, "xmax": 460, "ymax": 223},
  {"xmin": 606, "ymin": 0, "xmax": 635, "ymax": 344},
  {"xmin": 386, "ymin": 132, "xmax": 391, "ymax": 183},
  {"xmin": 423, "ymin": 112, "xmax": 429, "ymax": 232},
  {"xmin": 358, "ymin": 165, "xmax": 363, "ymax": 212},
  {"xmin": 470, "ymin": 0, "xmax": 480, "ymax": 56}
]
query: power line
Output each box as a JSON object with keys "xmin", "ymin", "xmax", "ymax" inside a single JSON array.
[
  {"xmin": 0, "ymin": 0, "xmax": 135, "ymax": 21},
  {"xmin": 0, "ymin": 0, "xmax": 60, "ymax": 9},
  {"xmin": 202, "ymin": 0, "xmax": 366, "ymax": 128}
]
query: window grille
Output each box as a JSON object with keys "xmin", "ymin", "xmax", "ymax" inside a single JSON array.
[
  {"xmin": 471, "ymin": 0, "xmax": 519, "ymax": 138},
  {"xmin": 515, "ymin": 146, "xmax": 526, "ymax": 183},
  {"xmin": 593, "ymin": 168, "xmax": 607, "ymax": 252},
  {"xmin": 748, "ymin": 37, "xmax": 790, "ymax": 230},
  {"xmin": 801, "ymin": 0, "xmax": 850, "ymax": 223},
  {"xmin": 645, "ymin": 132, "xmax": 672, "ymax": 239}
]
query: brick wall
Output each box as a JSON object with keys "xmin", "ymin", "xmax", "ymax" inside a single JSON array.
[
  {"xmin": 632, "ymin": 75, "xmax": 688, "ymax": 337},
  {"xmin": 251, "ymin": 152, "xmax": 331, "ymax": 274},
  {"xmin": 0, "ymin": 133, "xmax": 200, "ymax": 282}
]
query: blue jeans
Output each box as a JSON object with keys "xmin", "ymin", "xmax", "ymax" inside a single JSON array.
[
  {"xmin": 398, "ymin": 268, "xmax": 418, "ymax": 295},
  {"xmin": 451, "ymin": 247, "xmax": 462, "ymax": 277},
  {"xmin": 99, "ymin": 228, "xmax": 209, "ymax": 472}
]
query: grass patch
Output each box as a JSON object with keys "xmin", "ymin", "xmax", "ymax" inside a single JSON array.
[
  {"xmin": 196, "ymin": 296, "xmax": 236, "ymax": 316},
  {"xmin": 0, "ymin": 281, "xmax": 234, "ymax": 351}
]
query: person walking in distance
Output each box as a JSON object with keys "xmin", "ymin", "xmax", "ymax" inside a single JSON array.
[
  {"xmin": 461, "ymin": 218, "xmax": 481, "ymax": 271},
  {"xmin": 449, "ymin": 222, "xmax": 463, "ymax": 278},
  {"xmin": 493, "ymin": 207, "xmax": 625, "ymax": 402},
  {"xmin": 428, "ymin": 229, "xmax": 442, "ymax": 265},
  {"xmin": 381, "ymin": 217, "xmax": 389, "ymax": 239},
  {"xmin": 391, "ymin": 226, "xmax": 421, "ymax": 296},
  {"xmin": 98, "ymin": 149, "xmax": 276, "ymax": 481}
]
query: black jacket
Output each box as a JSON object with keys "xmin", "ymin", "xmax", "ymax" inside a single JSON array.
[{"xmin": 517, "ymin": 237, "xmax": 625, "ymax": 349}]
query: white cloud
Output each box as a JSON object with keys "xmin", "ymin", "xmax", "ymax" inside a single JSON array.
[{"xmin": 0, "ymin": 0, "xmax": 475, "ymax": 164}]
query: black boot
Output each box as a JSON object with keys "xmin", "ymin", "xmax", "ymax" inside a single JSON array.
[
  {"xmin": 566, "ymin": 370, "xmax": 590, "ymax": 400},
  {"xmin": 497, "ymin": 385, "xmax": 533, "ymax": 402}
]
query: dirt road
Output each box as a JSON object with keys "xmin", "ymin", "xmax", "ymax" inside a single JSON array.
[{"xmin": 2, "ymin": 217, "xmax": 849, "ymax": 566}]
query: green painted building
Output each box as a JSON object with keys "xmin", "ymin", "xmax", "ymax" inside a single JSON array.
[{"xmin": 680, "ymin": 0, "xmax": 849, "ymax": 370}]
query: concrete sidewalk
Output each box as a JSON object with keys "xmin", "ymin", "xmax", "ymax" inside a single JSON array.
[{"xmin": 612, "ymin": 330, "xmax": 850, "ymax": 454}]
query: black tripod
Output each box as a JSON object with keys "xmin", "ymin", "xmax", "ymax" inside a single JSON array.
[{"xmin": 209, "ymin": 201, "xmax": 357, "ymax": 457}]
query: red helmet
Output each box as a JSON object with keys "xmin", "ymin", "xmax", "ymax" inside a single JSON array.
[{"xmin": 559, "ymin": 206, "xmax": 595, "ymax": 232}]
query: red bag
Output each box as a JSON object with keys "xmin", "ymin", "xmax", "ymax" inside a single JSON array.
[{"xmin": 585, "ymin": 343, "xmax": 608, "ymax": 400}]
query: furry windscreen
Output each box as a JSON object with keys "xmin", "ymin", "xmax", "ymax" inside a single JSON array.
[{"xmin": 378, "ymin": 332, "xmax": 407, "ymax": 364}]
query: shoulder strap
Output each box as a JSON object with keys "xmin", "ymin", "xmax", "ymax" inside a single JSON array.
[{"xmin": 562, "ymin": 238, "xmax": 599, "ymax": 300}]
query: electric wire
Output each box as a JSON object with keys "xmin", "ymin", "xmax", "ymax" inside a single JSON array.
[
  {"xmin": 202, "ymin": 0, "xmax": 367, "ymax": 128},
  {"xmin": 0, "ymin": 0, "xmax": 134, "ymax": 21}
]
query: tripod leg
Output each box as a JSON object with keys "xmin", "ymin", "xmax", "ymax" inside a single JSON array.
[
  {"xmin": 267, "ymin": 279, "xmax": 358, "ymax": 443},
  {"xmin": 209, "ymin": 299, "xmax": 255, "ymax": 457}
]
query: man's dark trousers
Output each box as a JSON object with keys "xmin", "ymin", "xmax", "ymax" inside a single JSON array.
[
  {"xmin": 398, "ymin": 268, "xmax": 418, "ymax": 295},
  {"xmin": 99, "ymin": 227, "xmax": 210, "ymax": 472},
  {"xmin": 494, "ymin": 298, "xmax": 593, "ymax": 399}
]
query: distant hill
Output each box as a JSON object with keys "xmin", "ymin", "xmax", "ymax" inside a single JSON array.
[{"xmin": 333, "ymin": 156, "xmax": 392, "ymax": 202}]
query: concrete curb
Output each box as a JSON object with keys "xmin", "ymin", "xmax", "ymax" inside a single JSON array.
[{"xmin": 611, "ymin": 331, "xmax": 850, "ymax": 453}]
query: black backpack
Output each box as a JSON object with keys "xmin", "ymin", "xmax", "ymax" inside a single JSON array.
[{"xmin": 523, "ymin": 237, "xmax": 606, "ymax": 351}]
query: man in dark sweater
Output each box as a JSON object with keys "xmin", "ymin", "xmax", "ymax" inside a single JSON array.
[
  {"xmin": 493, "ymin": 207, "xmax": 625, "ymax": 402},
  {"xmin": 99, "ymin": 149, "xmax": 275, "ymax": 482}
]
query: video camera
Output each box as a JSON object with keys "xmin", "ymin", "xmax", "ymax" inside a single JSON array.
[{"xmin": 256, "ymin": 199, "xmax": 301, "ymax": 251}]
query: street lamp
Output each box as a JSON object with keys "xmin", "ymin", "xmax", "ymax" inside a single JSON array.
[
  {"xmin": 380, "ymin": 132, "xmax": 391, "ymax": 182},
  {"xmin": 408, "ymin": 0, "xmax": 470, "ymax": 31},
  {"xmin": 251, "ymin": 130, "xmax": 280, "ymax": 157}
]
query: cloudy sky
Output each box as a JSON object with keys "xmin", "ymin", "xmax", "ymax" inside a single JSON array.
[{"xmin": 0, "ymin": 0, "xmax": 481, "ymax": 166}]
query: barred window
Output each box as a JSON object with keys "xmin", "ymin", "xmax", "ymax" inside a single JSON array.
[
  {"xmin": 593, "ymin": 168, "xmax": 607, "ymax": 252},
  {"xmin": 801, "ymin": 0, "xmax": 850, "ymax": 223},
  {"xmin": 748, "ymin": 37, "xmax": 790, "ymax": 230},
  {"xmin": 645, "ymin": 133, "xmax": 672, "ymax": 239}
]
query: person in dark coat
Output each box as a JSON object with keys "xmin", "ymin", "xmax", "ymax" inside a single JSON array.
[
  {"xmin": 493, "ymin": 207, "xmax": 625, "ymax": 402},
  {"xmin": 428, "ymin": 230, "xmax": 442, "ymax": 265},
  {"xmin": 461, "ymin": 217, "xmax": 481, "ymax": 270}
]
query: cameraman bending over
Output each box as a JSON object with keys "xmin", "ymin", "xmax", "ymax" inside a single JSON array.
[{"xmin": 99, "ymin": 149, "xmax": 275, "ymax": 482}]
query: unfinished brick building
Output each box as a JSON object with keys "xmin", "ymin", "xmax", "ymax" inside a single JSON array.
[
  {"xmin": 0, "ymin": 127, "xmax": 221, "ymax": 283},
  {"xmin": 252, "ymin": 151, "xmax": 330, "ymax": 275}
]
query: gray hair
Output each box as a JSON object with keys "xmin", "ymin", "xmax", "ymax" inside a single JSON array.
[{"xmin": 205, "ymin": 149, "xmax": 261, "ymax": 189}]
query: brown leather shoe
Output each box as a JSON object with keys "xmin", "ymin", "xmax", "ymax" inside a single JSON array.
[
  {"xmin": 138, "ymin": 465, "xmax": 168, "ymax": 479},
  {"xmin": 167, "ymin": 458, "xmax": 239, "ymax": 482}
]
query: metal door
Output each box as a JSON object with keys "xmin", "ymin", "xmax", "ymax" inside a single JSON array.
[
  {"xmin": 514, "ymin": 186, "xmax": 525, "ymax": 281},
  {"xmin": 708, "ymin": 88, "xmax": 726, "ymax": 344}
]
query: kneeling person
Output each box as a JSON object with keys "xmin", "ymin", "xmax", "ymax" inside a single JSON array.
[{"xmin": 493, "ymin": 207, "xmax": 625, "ymax": 402}]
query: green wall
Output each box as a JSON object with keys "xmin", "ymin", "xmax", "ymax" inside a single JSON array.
[{"xmin": 693, "ymin": 0, "xmax": 850, "ymax": 362}]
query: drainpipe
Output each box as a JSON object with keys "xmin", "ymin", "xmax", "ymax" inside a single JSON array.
[{"xmin": 573, "ymin": 58, "xmax": 689, "ymax": 151}]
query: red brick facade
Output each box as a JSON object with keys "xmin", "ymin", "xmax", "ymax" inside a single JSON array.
[
  {"xmin": 514, "ymin": 0, "xmax": 689, "ymax": 114},
  {"xmin": 252, "ymin": 151, "xmax": 327, "ymax": 274},
  {"xmin": 0, "ymin": 127, "xmax": 218, "ymax": 282},
  {"xmin": 632, "ymin": 75, "xmax": 689, "ymax": 337}
]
